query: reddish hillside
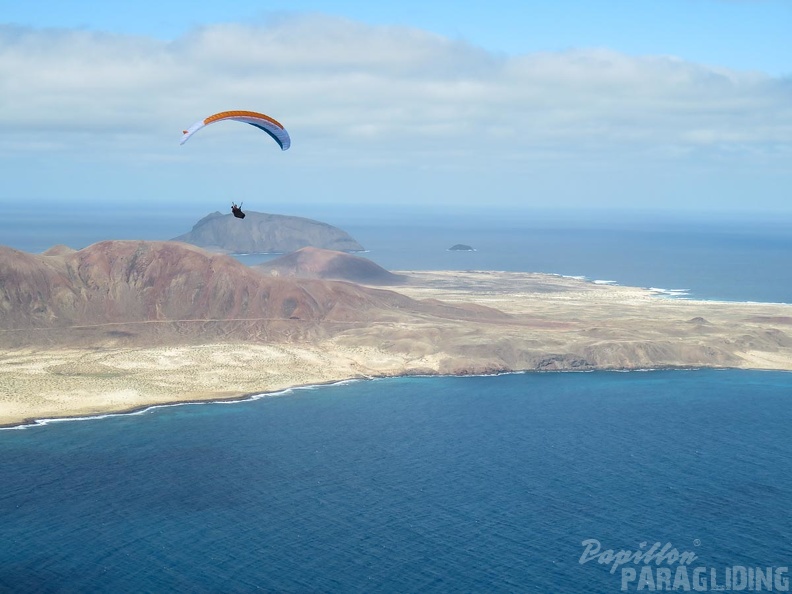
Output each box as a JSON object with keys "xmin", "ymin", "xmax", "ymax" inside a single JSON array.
[
  {"xmin": 256, "ymin": 247, "xmax": 408, "ymax": 285},
  {"xmin": 0, "ymin": 241, "xmax": 505, "ymax": 346}
]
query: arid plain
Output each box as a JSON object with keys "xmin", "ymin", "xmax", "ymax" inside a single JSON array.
[{"xmin": 2, "ymin": 244, "xmax": 791, "ymax": 428}]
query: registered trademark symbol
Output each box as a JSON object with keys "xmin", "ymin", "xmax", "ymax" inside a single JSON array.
[{"xmin": 693, "ymin": 539, "xmax": 701, "ymax": 547}]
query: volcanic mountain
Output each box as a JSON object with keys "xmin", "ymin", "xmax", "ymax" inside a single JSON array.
[
  {"xmin": 4, "ymin": 240, "xmax": 792, "ymax": 425},
  {"xmin": 256, "ymin": 247, "xmax": 408, "ymax": 285},
  {"xmin": 172, "ymin": 211, "xmax": 364, "ymax": 254},
  {"xmin": 0, "ymin": 241, "xmax": 503, "ymax": 348}
]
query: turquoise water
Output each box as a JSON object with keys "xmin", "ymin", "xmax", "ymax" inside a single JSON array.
[{"xmin": 1, "ymin": 370, "xmax": 791, "ymax": 592}]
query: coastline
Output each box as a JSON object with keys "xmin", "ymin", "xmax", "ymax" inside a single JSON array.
[
  {"xmin": 2, "ymin": 270, "xmax": 792, "ymax": 428},
  {"xmin": 0, "ymin": 377, "xmax": 363, "ymax": 431},
  {"xmin": 4, "ymin": 365, "xmax": 790, "ymax": 431}
]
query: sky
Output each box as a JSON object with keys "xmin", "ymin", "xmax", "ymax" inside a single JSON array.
[{"xmin": 1, "ymin": 0, "xmax": 790, "ymax": 218}]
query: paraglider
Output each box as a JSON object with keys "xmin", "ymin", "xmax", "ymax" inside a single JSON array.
[
  {"xmin": 180, "ymin": 110, "xmax": 291, "ymax": 150},
  {"xmin": 231, "ymin": 202, "xmax": 245, "ymax": 219},
  {"xmin": 180, "ymin": 110, "xmax": 290, "ymax": 221}
]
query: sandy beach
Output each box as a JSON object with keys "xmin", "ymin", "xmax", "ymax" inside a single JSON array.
[{"xmin": 2, "ymin": 271, "xmax": 791, "ymax": 428}]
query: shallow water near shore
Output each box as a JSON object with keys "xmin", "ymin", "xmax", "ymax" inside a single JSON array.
[{"xmin": 1, "ymin": 369, "xmax": 791, "ymax": 592}]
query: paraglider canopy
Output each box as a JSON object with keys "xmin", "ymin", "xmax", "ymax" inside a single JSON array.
[
  {"xmin": 231, "ymin": 202, "xmax": 246, "ymax": 219},
  {"xmin": 180, "ymin": 110, "xmax": 291, "ymax": 150}
]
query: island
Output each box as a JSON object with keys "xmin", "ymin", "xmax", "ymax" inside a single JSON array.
[
  {"xmin": 172, "ymin": 211, "xmax": 364, "ymax": 254},
  {"xmin": 449, "ymin": 244, "xmax": 475, "ymax": 251},
  {"xmin": 1, "ymin": 241, "xmax": 791, "ymax": 427}
]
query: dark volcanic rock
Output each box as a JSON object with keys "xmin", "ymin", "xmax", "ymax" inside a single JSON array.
[
  {"xmin": 172, "ymin": 211, "xmax": 364, "ymax": 254},
  {"xmin": 256, "ymin": 247, "xmax": 408, "ymax": 286},
  {"xmin": 687, "ymin": 317, "xmax": 711, "ymax": 324}
]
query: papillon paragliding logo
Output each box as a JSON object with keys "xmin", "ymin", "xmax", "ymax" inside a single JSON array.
[{"xmin": 579, "ymin": 539, "xmax": 790, "ymax": 592}]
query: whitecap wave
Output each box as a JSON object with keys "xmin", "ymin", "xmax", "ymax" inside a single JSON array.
[
  {"xmin": 648, "ymin": 287, "xmax": 690, "ymax": 298},
  {"xmin": 0, "ymin": 378, "xmax": 369, "ymax": 431}
]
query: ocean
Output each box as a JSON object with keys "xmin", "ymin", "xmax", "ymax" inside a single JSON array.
[
  {"xmin": 1, "ymin": 206, "xmax": 792, "ymax": 592},
  {"xmin": 1, "ymin": 371, "xmax": 791, "ymax": 593},
  {"xmin": 2, "ymin": 203, "xmax": 791, "ymax": 303}
]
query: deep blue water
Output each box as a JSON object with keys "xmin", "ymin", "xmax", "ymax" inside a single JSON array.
[
  {"xmin": 1, "ymin": 370, "xmax": 791, "ymax": 593},
  {"xmin": 342, "ymin": 219, "xmax": 792, "ymax": 304},
  {"xmin": 2, "ymin": 205, "xmax": 792, "ymax": 591}
]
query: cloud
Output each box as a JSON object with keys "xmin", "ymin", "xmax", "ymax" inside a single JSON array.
[{"xmin": 0, "ymin": 15, "xmax": 789, "ymax": 174}]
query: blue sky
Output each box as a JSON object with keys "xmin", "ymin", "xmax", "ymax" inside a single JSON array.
[
  {"xmin": 4, "ymin": 1, "xmax": 790, "ymax": 75},
  {"xmin": 1, "ymin": 0, "xmax": 790, "ymax": 216}
]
